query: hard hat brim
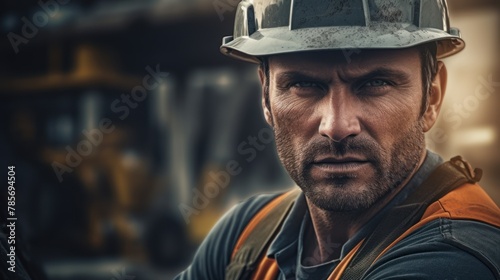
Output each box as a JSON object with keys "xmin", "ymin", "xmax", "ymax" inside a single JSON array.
[{"xmin": 220, "ymin": 24, "xmax": 465, "ymax": 64}]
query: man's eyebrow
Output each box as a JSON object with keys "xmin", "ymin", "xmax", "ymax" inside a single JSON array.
[
  {"xmin": 345, "ymin": 67, "xmax": 412, "ymax": 83},
  {"xmin": 274, "ymin": 67, "xmax": 412, "ymax": 84},
  {"xmin": 274, "ymin": 71, "xmax": 327, "ymax": 83}
]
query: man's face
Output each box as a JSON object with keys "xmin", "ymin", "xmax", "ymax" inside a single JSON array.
[{"xmin": 263, "ymin": 48, "xmax": 431, "ymax": 212}]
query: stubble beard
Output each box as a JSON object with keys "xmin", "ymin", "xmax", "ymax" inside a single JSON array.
[{"xmin": 274, "ymin": 121, "xmax": 425, "ymax": 213}]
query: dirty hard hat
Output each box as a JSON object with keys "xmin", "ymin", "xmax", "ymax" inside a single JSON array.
[{"xmin": 220, "ymin": 0, "xmax": 465, "ymax": 63}]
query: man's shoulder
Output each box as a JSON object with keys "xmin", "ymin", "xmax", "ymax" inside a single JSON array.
[
  {"xmin": 423, "ymin": 182, "xmax": 500, "ymax": 227},
  {"xmin": 173, "ymin": 191, "xmax": 285, "ymax": 280},
  {"xmin": 366, "ymin": 218, "xmax": 500, "ymax": 279},
  {"xmin": 365, "ymin": 182, "xmax": 500, "ymax": 280},
  {"xmin": 200, "ymin": 190, "xmax": 287, "ymax": 253},
  {"xmin": 223, "ymin": 191, "xmax": 286, "ymax": 229}
]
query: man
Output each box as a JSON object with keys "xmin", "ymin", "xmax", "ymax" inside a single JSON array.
[{"xmin": 176, "ymin": 1, "xmax": 500, "ymax": 279}]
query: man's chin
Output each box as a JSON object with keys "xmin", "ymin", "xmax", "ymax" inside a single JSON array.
[
  {"xmin": 306, "ymin": 194, "xmax": 377, "ymax": 213},
  {"xmin": 301, "ymin": 180, "xmax": 383, "ymax": 212}
]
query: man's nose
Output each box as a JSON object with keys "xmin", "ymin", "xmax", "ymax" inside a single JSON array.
[{"xmin": 318, "ymin": 93, "xmax": 361, "ymax": 142}]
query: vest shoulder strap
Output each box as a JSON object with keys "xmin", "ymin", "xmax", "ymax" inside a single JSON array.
[
  {"xmin": 225, "ymin": 188, "xmax": 301, "ymax": 280},
  {"xmin": 340, "ymin": 156, "xmax": 482, "ymax": 280}
]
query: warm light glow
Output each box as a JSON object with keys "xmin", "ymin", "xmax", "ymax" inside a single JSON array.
[{"xmin": 452, "ymin": 127, "xmax": 496, "ymax": 147}]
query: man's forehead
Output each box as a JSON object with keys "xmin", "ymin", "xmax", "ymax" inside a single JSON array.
[{"xmin": 267, "ymin": 48, "xmax": 421, "ymax": 73}]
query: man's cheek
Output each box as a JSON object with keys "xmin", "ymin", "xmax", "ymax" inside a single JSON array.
[{"xmin": 273, "ymin": 99, "xmax": 315, "ymax": 127}]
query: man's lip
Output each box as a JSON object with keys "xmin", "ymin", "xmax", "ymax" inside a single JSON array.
[
  {"xmin": 310, "ymin": 157, "xmax": 371, "ymax": 174},
  {"xmin": 312, "ymin": 156, "xmax": 369, "ymax": 164}
]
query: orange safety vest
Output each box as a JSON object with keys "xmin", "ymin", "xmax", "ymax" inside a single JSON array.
[{"xmin": 232, "ymin": 182, "xmax": 500, "ymax": 280}]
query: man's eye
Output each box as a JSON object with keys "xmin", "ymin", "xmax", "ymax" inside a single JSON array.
[
  {"xmin": 292, "ymin": 81, "xmax": 320, "ymax": 88},
  {"xmin": 364, "ymin": 79, "xmax": 389, "ymax": 87}
]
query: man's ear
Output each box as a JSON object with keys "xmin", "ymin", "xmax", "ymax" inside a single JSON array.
[
  {"xmin": 258, "ymin": 66, "xmax": 273, "ymax": 127},
  {"xmin": 422, "ymin": 61, "xmax": 447, "ymax": 132}
]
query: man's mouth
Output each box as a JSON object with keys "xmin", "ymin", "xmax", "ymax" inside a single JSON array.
[{"xmin": 310, "ymin": 156, "xmax": 370, "ymax": 174}]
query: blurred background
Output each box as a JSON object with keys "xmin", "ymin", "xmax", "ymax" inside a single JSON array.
[{"xmin": 0, "ymin": 0, "xmax": 498, "ymax": 279}]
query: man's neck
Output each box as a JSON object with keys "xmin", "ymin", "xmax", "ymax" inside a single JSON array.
[{"xmin": 302, "ymin": 150, "xmax": 427, "ymax": 265}]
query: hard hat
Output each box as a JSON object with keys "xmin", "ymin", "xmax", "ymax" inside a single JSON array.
[{"xmin": 220, "ymin": 0, "xmax": 465, "ymax": 63}]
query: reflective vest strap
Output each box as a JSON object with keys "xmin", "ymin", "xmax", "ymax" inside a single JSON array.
[
  {"xmin": 426, "ymin": 183, "xmax": 500, "ymax": 226},
  {"xmin": 327, "ymin": 242, "xmax": 363, "ymax": 280},
  {"xmin": 231, "ymin": 190, "xmax": 297, "ymax": 259},
  {"xmin": 329, "ymin": 182, "xmax": 500, "ymax": 280},
  {"xmin": 374, "ymin": 182, "xmax": 500, "ymax": 262},
  {"xmin": 340, "ymin": 156, "xmax": 482, "ymax": 280},
  {"xmin": 250, "ymin": 256, "xmax": 280, "ymax": 280},
  {"xmin": 227, "ymin": 188, "xmax": 301, "ymax": 280}
]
